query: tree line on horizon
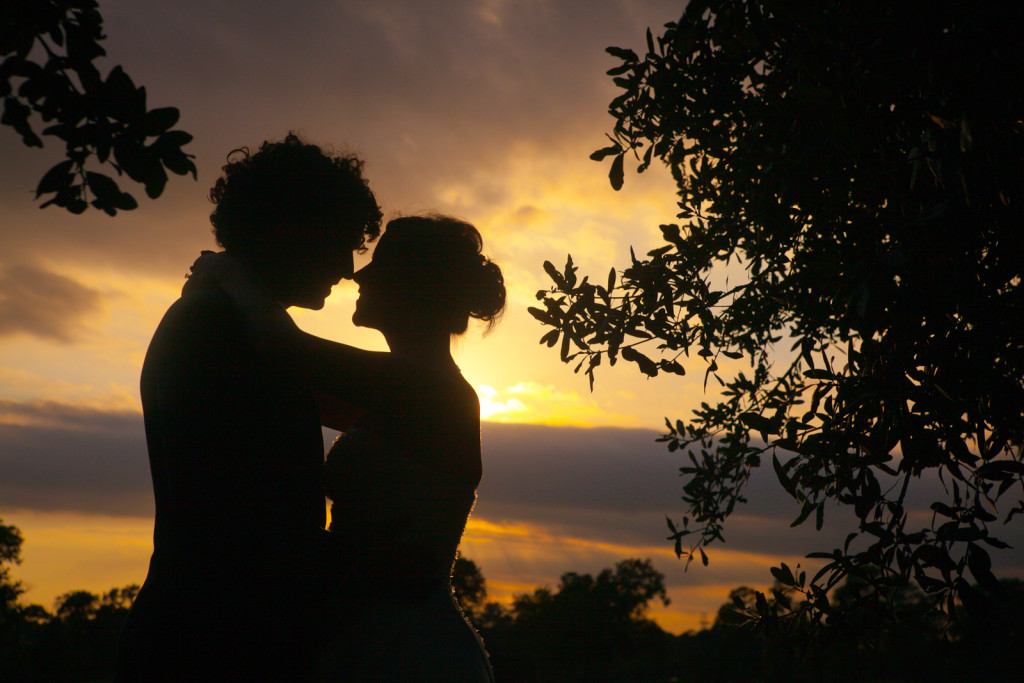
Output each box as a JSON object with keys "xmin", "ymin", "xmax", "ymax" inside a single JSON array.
[{"xmin": 2, "ymin": 520, "xmax": 1020, "ymax": 682}]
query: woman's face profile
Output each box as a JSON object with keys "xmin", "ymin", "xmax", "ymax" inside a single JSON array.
[
  {"xmin": 351, "ymin": 259, "xmax": 383, "ymax": 330},
  {"xmin": 351, "ymin": 232, "xmax": 413, "ymax": 332},
  {"xmin": 352, "ymin": 227, "xmax": 465, "ymax": 337}
]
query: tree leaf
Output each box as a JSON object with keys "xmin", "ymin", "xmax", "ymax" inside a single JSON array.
[
  {"xmin": 609, "ymin": 153, "xmax": 625, "ymax": 191},
  {"xmin": 143, "ymin": 107, "xmax": 179, "ymax": 135},
  {"xmin": 772, "ymin": 453, "xmax": 797, "ymax": 498},
  {"xmin": 606, "ymin": 46, "xmax": 639, "ymax": 62},
  {"xmin": 590, "ymin": 144, "xmax": 622, "ymax": 161},
  {"xmin": 35, "ymin": 160, "xmax": 75, "ymax": 196}
]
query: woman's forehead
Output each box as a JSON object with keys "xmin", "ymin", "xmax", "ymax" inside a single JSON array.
[{"xmin": 374, "ymin": 229, "xmax": 443, "ymax": 260}]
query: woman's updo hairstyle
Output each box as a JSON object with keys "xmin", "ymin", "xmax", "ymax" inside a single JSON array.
[{"xmin": 380, "ymin": 215, "xmax": 505, "ymax": 335}]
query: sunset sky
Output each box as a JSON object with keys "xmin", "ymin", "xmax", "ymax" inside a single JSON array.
[{"xmin": 2, "ymin": 0, "xmax": 1021, "ymax": 635}]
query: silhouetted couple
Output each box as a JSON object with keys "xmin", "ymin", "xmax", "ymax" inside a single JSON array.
[{"xmin": 116, "ymin": 135, "xmax": 504, "ymax": 682}]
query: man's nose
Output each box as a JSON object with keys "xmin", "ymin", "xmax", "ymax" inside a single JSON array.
[{"xmin": 333, "ymin": 250, "xmax": 355, "ymax": 280}]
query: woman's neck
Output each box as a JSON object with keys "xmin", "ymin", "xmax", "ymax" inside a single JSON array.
[{"xmin": 383, "ymin": 329, "xmax": 455, "ymax": 370}]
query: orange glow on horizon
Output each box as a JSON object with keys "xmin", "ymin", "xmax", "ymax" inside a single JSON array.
[
  {"xmin": 5, "ymin": 507, "xmax": 811, "ymax": 638},
  {"xmin": 459, "ymin": 516, "xmax": 812, "ymax": 635}
]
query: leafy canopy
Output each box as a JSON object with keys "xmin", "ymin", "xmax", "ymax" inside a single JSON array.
[
  {"xmin": 485, "ymin": 558, "xmax": 670, "ymax": 682},
  {"xmin": 1, "ymin": 520, "xmax": 25, "ymax": 615},
  {"xmin": 532, "ymin": 0, "xmax": 1024, "ymax": 626},
  {"xmin": 1, "ymin": 0, "xmax": 195, "ymax": 215}
]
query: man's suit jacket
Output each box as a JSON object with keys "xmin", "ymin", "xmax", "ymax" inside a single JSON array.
[{"xmin": 117, "ymin": 284, "xmax": 334, "ymax": 682}]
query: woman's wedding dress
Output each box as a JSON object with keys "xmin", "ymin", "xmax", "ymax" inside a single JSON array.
[{"xmin": 313, "ymin": 362, "xmax": 495, "ymax": 683}]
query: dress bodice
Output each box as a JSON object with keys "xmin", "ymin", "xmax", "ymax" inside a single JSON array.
[{"xmin": 324, "ymin": 367, "xmax": 482, "ymax": 589}]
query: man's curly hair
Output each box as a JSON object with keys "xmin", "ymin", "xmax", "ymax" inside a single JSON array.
[{"xmin": 209, "ymin": 133, "xmax": 382, "ymax": 254}]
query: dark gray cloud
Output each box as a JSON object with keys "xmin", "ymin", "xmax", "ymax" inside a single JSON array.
[
  {"xmin": 475, "ymin": 423, "xmax": 1024, "ymax": 577},
  {"xmin": 3, "ymin": 403, "xmax": 1018, "ymax": 576},
  {"xmin": 0, "ymin": 264, "xmax": 103, "ymax": 342},
  {"xmin": 477, "ymin": 423, "xmax": 865, "ymax": 558},
  {"xmin": 0, "ymin": 400, "xmax": 151, "ymax": 516}
]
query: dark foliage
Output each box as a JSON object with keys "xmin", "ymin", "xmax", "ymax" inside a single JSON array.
[
  {"xmin": 698, "ymin": 577, "xmax": 1024, "ymax": 682},
  {"xmin": 451, "ymin": 555, "xmax": 489, "ymax": 621},
  {"xmin": 1, "ymin": 519, "xmax": 138, "ymax": 682},
  {"xmin": 477, "ymin": 558, "xmax": 675, "ymax": 683},
  {"xmin": 533, "ymin": 0, "xmax": 1024, "ymax": 628},
  {"xmin": 1, "ymin": 0, "xmax": 195, "ymax": 214},
  {"xmin": 467, "ymin": 555, "xmax": 1023, "ymax": 682}
]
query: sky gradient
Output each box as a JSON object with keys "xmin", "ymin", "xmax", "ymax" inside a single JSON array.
[{"xmin": 2, "ymin": 0, "xmax": 1021, "ymax": 634}]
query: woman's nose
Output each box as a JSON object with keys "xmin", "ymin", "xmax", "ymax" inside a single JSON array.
[{"xmin": 352, "ymin": 261, "xmax": 376, "ymax": 284}]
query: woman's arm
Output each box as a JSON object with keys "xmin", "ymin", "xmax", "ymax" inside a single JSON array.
[{"xmin": 295, "ymin": 330, "xmax": 394, "ymax": 408}]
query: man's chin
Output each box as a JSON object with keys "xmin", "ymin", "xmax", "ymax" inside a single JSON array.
[{"xmin": 289, "ymin": 295, "xmax": 328, "ymax": 311}]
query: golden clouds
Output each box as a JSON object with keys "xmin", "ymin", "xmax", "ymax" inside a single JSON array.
[
  {"xmin": 0, "ymin": 264, "xmax": 102, "ymax": 343},
  {"xmin": 478, "ymin": 381, "xmax": 637, "ymax": 426},
  {"xmin": 431, "ymin": 140, "xmax": 680, "ymax": 304},
  {"xmin": 0, "ymin": 366, "xmax": 138, "ymax": 413},
  {"xmin": 477, "ymin": 384, "xmax": 529, "ymax": 421},
  {"xmin": 0, "ymin": 264, "xmax": 179, "ymax": 412},
  {"xmin": 0, "ymin": 398, "xmax": 139, "ymax": 430}
]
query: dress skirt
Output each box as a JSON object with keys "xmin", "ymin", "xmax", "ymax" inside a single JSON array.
[{"xmin": 311, "ymin": 585, "xmax": 495, "ymax": 683}]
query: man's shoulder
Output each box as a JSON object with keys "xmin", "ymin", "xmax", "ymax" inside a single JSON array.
[
  {"xmin": 142, "ymin": 286, "xmax": 263, "ymax": 395},
  {"xmin": 147, "ymin": 285, "xmax": 253, "ymax": 359},
  {"xmin": 161, "ymin": 285, "xmax": 243, "ymax": 331}
]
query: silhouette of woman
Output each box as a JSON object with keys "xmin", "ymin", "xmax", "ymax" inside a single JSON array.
[
  {"xmin": 187, "ymin": 215, "xmax": 503, "ymax": 681},
  {"xmin": 311, "ymin": 215, "xmax": 503, "ymax": 682}
]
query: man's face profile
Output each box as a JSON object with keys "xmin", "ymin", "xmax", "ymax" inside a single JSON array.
[{"xmin": 276, "ymin": 219, "xmax": 359, "ymax": 310}]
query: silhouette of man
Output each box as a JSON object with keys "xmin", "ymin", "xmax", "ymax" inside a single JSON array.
[{"xmin": 116, "ymin": 134, "xmax": 382, "ymax": 682}]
